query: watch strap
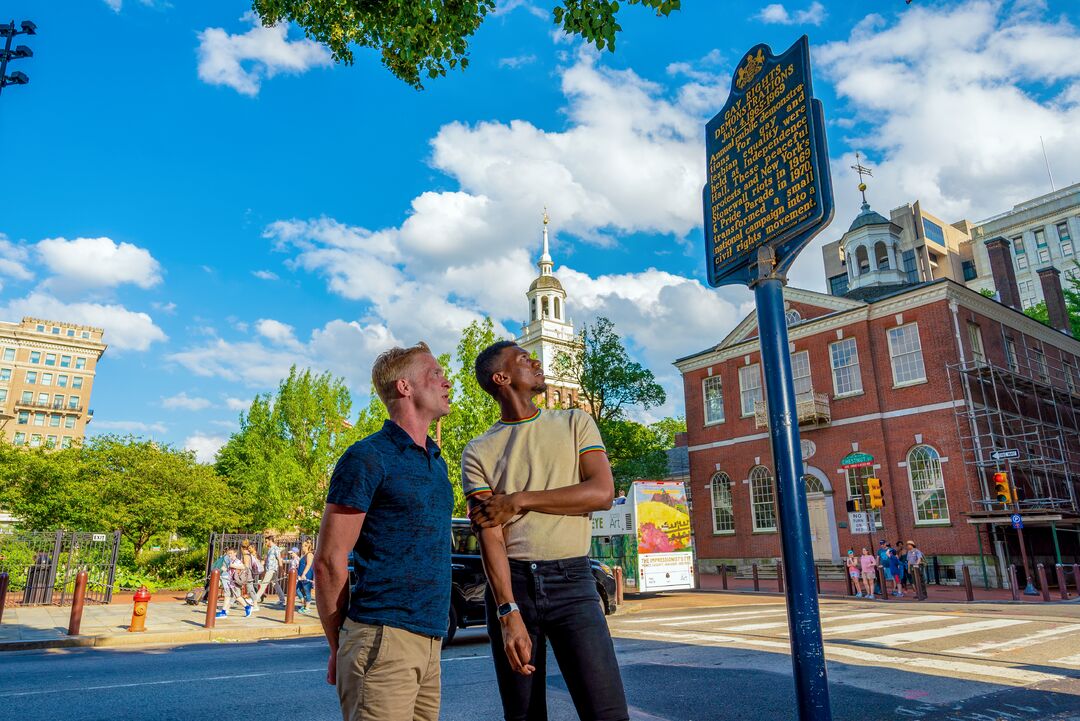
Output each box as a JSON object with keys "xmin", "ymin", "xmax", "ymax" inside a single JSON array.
[{"xmin": 497, "ymin": 602, "xmax": 520, "ymax": 618}]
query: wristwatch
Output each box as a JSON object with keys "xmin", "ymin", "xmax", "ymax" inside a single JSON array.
[{"xmin": 497, "ymin": 602, "xmax": 520, "ymax": 619}]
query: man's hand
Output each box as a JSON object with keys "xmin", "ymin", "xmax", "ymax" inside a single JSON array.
[
  {"xmin": 326, "ymin": 648, "xmax": 337, "ymax": 685},
  {"xmin": 500, "ymin": 613, "xmax": 535, "ymax": 676},
  {"xmin": 469, "ymin": 492, "xmax": 521, "ymax": 528}
]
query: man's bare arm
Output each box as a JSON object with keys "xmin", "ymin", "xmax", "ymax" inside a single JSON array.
[
  {"xmin": 314, "ymin": 502, "xmax": 365, "ymax": 685},
  {"xmin": 469, "ymin": 450, "xmax": 614, "ymax": 528},
  {"xmin": 471, "ymin": 493, "xmax": 534, "ymax": 675}
]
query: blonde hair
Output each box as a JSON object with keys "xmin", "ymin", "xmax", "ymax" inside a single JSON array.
[
  {"xmin": 301, "ymin": 539, "xmax": 313, "ymax": 554},
  {"xmin": 372, "ymin": 342, "xmax": 432, "ymax": 405}
]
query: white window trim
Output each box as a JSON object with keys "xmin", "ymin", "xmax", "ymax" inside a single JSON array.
[
  {"xmin": 828, "ymin": 337, "xmax": 863, "ymax": 398},
  {"xmin": 749, "ymin": 466, "xmax": 777, "ymax": 533},
  {"xmin": 710, "ymin": 473, "xmax": 735, "ymax": 535},
  {"xmin": 739, "ymin": 364, "xmax": 762, "ymax": 418},
  {"xmin": 702, "ymin": 376, "xmax": 725, "ymax": 426},
  {"xmin": 907, "ymin": 445, "xmax": 950, "ymax": 525},
  {"xmin": 887, "ymin": 323, "xmax": 927, "ymax": 386}
]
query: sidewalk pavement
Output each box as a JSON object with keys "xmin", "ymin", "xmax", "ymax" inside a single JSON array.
[
  {"xmin": 697, "ymin": 571, "xmax": 1080, "ymax": 604},
  {"xmin": 0, "ymin": 592, "xmax": 325, "ymax": 652}
]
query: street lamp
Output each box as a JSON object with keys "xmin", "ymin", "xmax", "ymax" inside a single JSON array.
[{"xmin": 0, "ymin": 19, "xmax": 36, "ymax": 96}]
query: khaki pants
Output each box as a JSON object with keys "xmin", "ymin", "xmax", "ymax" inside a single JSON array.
[{"xmin": 336, "ymin": 618, "xmax": 441, "ymax": 721}]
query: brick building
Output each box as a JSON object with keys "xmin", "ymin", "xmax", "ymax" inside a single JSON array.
[{"xmin": 675, "ymin": 273, "xmax": 1080, "ymax": 587}]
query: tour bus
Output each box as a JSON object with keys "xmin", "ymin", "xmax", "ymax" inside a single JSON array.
[{"xmin": 590, "ymin": 480, "xmax": 695, "ymax": 593}]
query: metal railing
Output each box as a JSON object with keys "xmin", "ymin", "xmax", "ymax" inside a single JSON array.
[
  {"xmin": 754, "ymin": 391, "xmax": 831, "ymax": 429},
  {"xmin": 0, "ymin": 530, "xmax": 120, "ymax": 606}
]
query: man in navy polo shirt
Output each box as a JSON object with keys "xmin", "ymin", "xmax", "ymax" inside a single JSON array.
[{"xmin": 314, "ymin": 342, "xmax": 453, "ymax": 721}]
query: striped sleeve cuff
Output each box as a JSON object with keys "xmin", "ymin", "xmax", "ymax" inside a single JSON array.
[
  {"xmin": 464, "ymin": 486, "xmax": 493, "ymax": 499},
  {"xmin": 578, "ymin": 445, "xmax": 606, "ymax": 456}
]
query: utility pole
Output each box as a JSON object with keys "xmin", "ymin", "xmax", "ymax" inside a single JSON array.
[{"xmin": 0, "ymin": 19, "xmax": 36, "ymax": 97}]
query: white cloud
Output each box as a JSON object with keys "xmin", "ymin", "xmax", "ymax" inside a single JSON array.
[
  {"xmin": 196, "ymin": 14, "xmax": 332, "ymax": 96},
  {"xmin": 499, "ymin": 55, "xmax": 538, "ymax": 69},
  {"xmin": 152, "ymin": 301, "xmax": 177, "ymax": 314},
  {"xmin": 0, "ymin": 292, "xmax": 166, "ymax": 352},
  {"xmin": 92, "ymin": 420, "xmax": 168, "ymax": 434},
  {"xmin": 37, "ymin": 236, "xmax": 162, "ymax": 291},
  {"xmin": 789, "ymin": 0, "xmax": 1080, "ymax": 289},
  {"xmin": 756, "ymin": 2, "xmax": 827, "ymax": 26},
  {"xmin": 252, "ymin": 269, "xmax": 279, "ymax": 281},
  {"xmin": 162, "ymin": 392, "xmax": 212, "ymax": 411},
  {"xmin": 184, "ymin": 433, "xmax": 227, "ymax": 464},
  {"xmin": 255, "ymin": 318, "xmax": 302, "ymax": 349},
  {"xmin": 0, "ymin": 234, "xmax": 33, "ymax": 288},
  {"xmin": 103, "ymin": 0, "xmax": 123, "ymax": 10},
  {"xmin": 496, "ymin": 0, "xmax": 548, "ymax": 20},
  {"xmin": 225, "ymin": 397, "xmax": 251, "ymax": 411}
]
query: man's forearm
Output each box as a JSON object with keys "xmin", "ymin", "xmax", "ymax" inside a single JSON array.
[
  {"xmin": 314, "ymin": 555, "xmax": 349, "ymax": 649},
  {"xmin": 512, "ymin": 478, "xmax": 613, "ymax": 515},
  {"xmin": 477, "ymin": 526, "xmax": 515, "ymax": 605}
]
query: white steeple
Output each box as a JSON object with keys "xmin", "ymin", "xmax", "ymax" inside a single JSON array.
[{"xmin": 538, "ymin": 207, "xmax": 554, "ymax": 275}]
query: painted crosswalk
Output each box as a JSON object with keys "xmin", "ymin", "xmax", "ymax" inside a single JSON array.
[{"xmin": 610, "ymin": 605, "xmax": 1080, "ymax": 684}]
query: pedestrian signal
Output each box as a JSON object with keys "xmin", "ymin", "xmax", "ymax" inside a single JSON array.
[
  {"xmin": 993, "ymin": 471, "xmax": 1012, "ymax": 504},
  {"xmin": 845, "ymin": 499, "xmax": 861, "ymax": 512},
  {"xmin": 867, "ymin": 477, "xmax": 884, "ymax": 509}
]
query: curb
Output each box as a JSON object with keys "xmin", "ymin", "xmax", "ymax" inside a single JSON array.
[{"xmin": 0, "ymin": 623, "xmax": 326, "ymax": 652}]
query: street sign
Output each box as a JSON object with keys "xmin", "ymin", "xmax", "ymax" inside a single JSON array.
[
  {"xmin": 1011, "ymin": 513, "xmax": 1023, "ymax": 529},
  {"xmin": 703, "ymin": 35, "xmax": 835, "ymax": 287},
  {"xmin": 701, "ymin": 36, "xmax": 835, "ymax": 721},
  {"xmin": 848, "ymin": 512, "xmax": 870, "ymax": 535},
  {"xmin": 990, "ymin": 449, "xmax": 1020, "ymax": 461},
  {"xmin": 91, "ymin": 533, "xmax": 106, "ymax": 542}
]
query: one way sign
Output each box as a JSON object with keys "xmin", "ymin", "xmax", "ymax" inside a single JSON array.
[{"xmin": 991, "ymin": 449, "xmax": 1020, "ymax": 461}]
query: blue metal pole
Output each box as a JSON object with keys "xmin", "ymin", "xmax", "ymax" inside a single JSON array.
[{"xmin": 753, "ymin": 274, "xmax": 832, "ymax": 721}]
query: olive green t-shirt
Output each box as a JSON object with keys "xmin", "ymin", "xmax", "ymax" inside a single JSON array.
[{"xmin": 461, "ymin": 408, "xmax": 606, "ymax": 561}]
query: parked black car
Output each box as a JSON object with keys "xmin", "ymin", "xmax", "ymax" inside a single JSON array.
[{"xmin": 448, "ymin": 518, "xmax": 616, "ymax": 643}]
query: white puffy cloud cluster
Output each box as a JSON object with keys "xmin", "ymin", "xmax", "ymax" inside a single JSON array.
[
  {"xmin": 0, "ymin": 292, "xmax": 166, "ymax": 352},
  {"xmin": 197, "ymin": 14, "xmax": 332, "ymax": 96},
  {"xmin": 37, "ymin": 236, "xmax": 162, "ymax": 292},
  {"xmin": 756, "ymin": 2, "xmax": 827, "ymax": 26}
]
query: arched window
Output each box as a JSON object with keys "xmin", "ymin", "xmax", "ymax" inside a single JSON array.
[
  {"xmin": 531, "ymin": 298, "xmax": 537, "ymax": 321},
  {"xmin": 804, "ymin": 474, "xmax": 825, "ymax": 494},
  {"xmin": 554, "ymin": 297, "xmax": 561, "ymax": 320},
  {"xmin": 785, "ymin": 308, "xmax": 802, "ymax": 326},
  {"xmin": 907, "ymin": 445, "xmax": 949, "ymax": 523},
  {"xmin": 542, "ymin": 296, "xmax": 550, "ymax": 318},
  {"xmin": 710, "ymin": 472, "xmax": 734, "ymax": 533},
  {"xmin": 856, "ymin": 245, "xmax": 870, "ymax": 274},
  {"xmin": 875, "ymin": 241, "xmax": 890, "ymax": 269},
  {"xmin": 749, "ymin": 466, "xmax": 777, "ymax": 532},
  {"xmin": 553, "ymin": 390, "xmax": 561, "ymax": 406}
]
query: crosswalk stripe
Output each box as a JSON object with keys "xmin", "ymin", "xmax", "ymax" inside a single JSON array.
[
  {"xmin": 1049, "ymin": 652, "xmax": 1080, "ymax": 666},
  {"xmin": 825, "ymin": 615, "xmax": 952, "ymax": 636},
  {"xmin": 627, "ymin": 630, "xmax": 1064, "ymax": 685},
  {"xmin": 720, "ymin": 612, "xmax": 886, "ymax": 633},
  {"xmin": 870, "ymin": 619, "xmax": 1030, "ymax": 646},
  {"xmin": 951, "ymin": 624, "xmax": 1080, "ymax": 656},
  {"xmin": 620, "ymin": 609, "xmax": 786, "ymax": 625}
]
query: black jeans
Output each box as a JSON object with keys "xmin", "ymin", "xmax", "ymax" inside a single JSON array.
[{"xmin": 485, "ymin": 557, "xmax": 629, "ymax": 721}]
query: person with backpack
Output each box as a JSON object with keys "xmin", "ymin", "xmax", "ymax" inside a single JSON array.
[
  {"xmin": 214, "ymin": 547, "xmax": 252, "ymax": 618},
  {"xmin": 235, "ymin": 539, "xmax": 261, "ymax": 613}
]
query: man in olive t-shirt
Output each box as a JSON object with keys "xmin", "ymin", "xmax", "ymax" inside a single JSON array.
[{"xmin": 464, "ymin": 341, "xmax": 628, "ymax": 721}]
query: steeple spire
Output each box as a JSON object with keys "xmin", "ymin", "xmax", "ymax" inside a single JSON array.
[
  {"xmin": 538, "ymin": 207, "xmax": 553, "ymax": 275},
  {"xmin": 850, "ymin": 151, "xmax": 874, "ymax": 209}
]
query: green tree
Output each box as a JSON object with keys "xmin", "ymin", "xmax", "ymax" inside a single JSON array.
[
  {"xmin": 552, "ymin": 316, "xmax": 666, "ymax": 427},
  {"xmin": 602, "ymin": 416, "xmax": 685, "ymax": 492},
  {"xmin": 216, "ymin": 366, "xmax": 363, "ymax": 532},
  {"xmin": 251, "ymin": 0, "xmax": 681, "ymax": 89},
  {"xmin": 438, "ymin": 317, "xmax": 503, "ymax": 515}
]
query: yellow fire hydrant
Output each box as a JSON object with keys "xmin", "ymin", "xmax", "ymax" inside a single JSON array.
[{"xmin": 129, "ymin": 585, "xmax": 151, "ymax": 632}]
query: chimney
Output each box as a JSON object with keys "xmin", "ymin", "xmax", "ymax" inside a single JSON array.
[
  {"xmin": 1037, "ymin": 266, "xmax": 1073, "ymax": 337},
  {"xmin": 984, "ymin": 237, "xmax": 1022, "ymax": 311}
]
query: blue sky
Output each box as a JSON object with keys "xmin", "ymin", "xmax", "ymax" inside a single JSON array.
[{"xmin": 2, "ymin": 0, "xmax": 1079, "ymax": 460}]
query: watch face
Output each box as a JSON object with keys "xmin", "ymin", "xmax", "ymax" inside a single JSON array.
[{"xmin": 498, "ymin": 603, "xmax": 513, "ymax": 617}]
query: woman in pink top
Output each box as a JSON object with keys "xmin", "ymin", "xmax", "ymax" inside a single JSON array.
[{"xmin": 859, "ymin": 547, "xmax": 878, "ymax": 600}]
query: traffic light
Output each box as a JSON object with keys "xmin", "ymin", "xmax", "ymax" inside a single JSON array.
[
  {"xmin": 993, "ymin": 471, "xmax": 1012, "ymax": 505},
  {"xmin": 845, "ymin": 499, "xmax": 861, "ymax": 512},
  {"xmin": 867, "ymin": 477, "xmax": 884, "ymax": 509}
]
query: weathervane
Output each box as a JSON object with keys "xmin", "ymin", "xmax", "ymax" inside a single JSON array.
[{"xmin": 850, "ymin": 151, "xmax": 873, "ymax": 205}]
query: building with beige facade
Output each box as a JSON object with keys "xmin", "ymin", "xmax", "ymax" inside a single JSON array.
[{"xmin": 0, "ymin": 317, "xmax": 106, "ymax": 449}]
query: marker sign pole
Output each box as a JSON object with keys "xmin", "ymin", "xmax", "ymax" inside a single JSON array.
[{"xmin": 703, "ymin": 36, "xmax": 835, "ymax": 721}]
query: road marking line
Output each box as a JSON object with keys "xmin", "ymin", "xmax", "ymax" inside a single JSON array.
[
  {"xmin": 825, "ymin": 615, "xmax": 952, "ymax": 636},
  {"xmin": 1049, "ymin": 652, "xmax": 1080, "ymax": 666},
  {"xmin": 630, "ymin": 630, "xmax": 1063, "ymax": 685},
  {"xmin": 0, "ymin": 667, "xmax": 325, "ymax": 698},
  {"xmin": 719, "ymin": 612, "xmax": 886, "ymax": 633},
  {"xmin": 951, "ymin": 624, "xmax": 1080, "ymax": 656},
  {"xmin": 620, "ymin": 609, "xmax": 787, "ymax": 625},
  {"xmin": 871, "ymin": 619, "xmax": 1030, "ymax": 646}
]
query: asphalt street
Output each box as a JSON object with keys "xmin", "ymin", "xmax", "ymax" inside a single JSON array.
[{"xmin": 1, "ymin": 599, "xmax": 1079, "ymax": 721}]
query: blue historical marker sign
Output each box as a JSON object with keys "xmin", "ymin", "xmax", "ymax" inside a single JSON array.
[
  {"xmin": 703, "ymin": 35, "xmax": 834, "ymax": 287},
  {"xmin": 1011, "ymin": 513, "xmax": 1023, "ymax": 529}
]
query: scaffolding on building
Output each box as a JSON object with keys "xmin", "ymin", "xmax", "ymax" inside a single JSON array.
[{"xmin": 946, "ymin": 331, "xmax": 1080, "ymax": 523}]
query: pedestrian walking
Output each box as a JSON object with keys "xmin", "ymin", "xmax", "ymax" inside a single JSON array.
[
  {"xmin": 255, "ymin": 532, "xmax": 285, "ymax": 606},
  {"xmin": 313, "ymin": 342, "xmax": 453, "ymax": 721},
  {"xmin": 887, "ymin": 547, "xmax": 904, "ymax": 597},
  {"xmin": 466, "ymin": 341, "xmax": 629, "ymax": 721},
  {"xmin": 297, "ymin": 540, "xmax": 315, "ymax": 613},
  {"xmin": 906, "ymin": 540, "xmax": 925, "ymax": 598},
  {"xmin": 239, "ymin": 539, "xmax": 262, "ymax": 612},
  {"xmin": 859, "ymin": 547, "xmax": 878, "ymax": 600},
  {"xmin": 845, "ymin": 549, "xmax": 862, "ymax": 597},
  {"xmin": 214, "ymin": 548, "xmax": 251, "ymax": 618}
]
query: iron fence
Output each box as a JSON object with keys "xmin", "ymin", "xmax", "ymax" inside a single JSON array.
[{"xmin": 0, "ymin": 530, "xmax": 120, "ymax": 606}]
